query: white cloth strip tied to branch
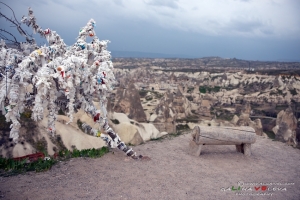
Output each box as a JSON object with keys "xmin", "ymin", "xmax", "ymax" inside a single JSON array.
[{"xmin": 0, "ymin": 7, "xmax": 144, "ymax": 159}]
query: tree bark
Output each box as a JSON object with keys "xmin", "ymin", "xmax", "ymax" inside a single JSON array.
[
  {"xmin": 189, "ymin": 126, "xmax": 256, "ymax": 156},
  {"xmin": 193, "ymin": 126, "xmax": 256, "ymax": 145}
]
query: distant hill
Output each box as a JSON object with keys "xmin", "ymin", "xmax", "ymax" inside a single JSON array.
[
  {"xmin": 110, "ymin": 50, "xmax": 193, "ymax": 58},
  {"xmin": 110, "ymin": 50, "xmax": 300, "ymax": 62}
]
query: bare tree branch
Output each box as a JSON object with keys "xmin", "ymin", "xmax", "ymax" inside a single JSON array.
[
  {"xmin": 0, "ymin": 28, "xmax": 18, "ymax": 43},
  {"xmin": 0, "ymin": 1, "xmax": 20, "ymax": 25},
  {"xmin": 0, "ymin": 2, "xmax": 35, "ymax": 44},
  {"xmin": 0, "ymin": 29, "xmax": 21, "ymax": 49},
  {"xmin": 0, "ymin": 12, "xmax": 27, "ymax": 37}
]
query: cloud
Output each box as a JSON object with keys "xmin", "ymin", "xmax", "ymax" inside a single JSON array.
[
  {"xmin": 144, "ymin": 0, "xmax": 179, "ymax": 9},
  {"xmin": 112, "ymin": 0, "xmax": 124, "ymax": 7},
  {"xmin": 3, "ymin": 0, "xmax": 299, "ymax": 38},
  {"xmin": 226, "ymin": 17, "xmax": 274, "ymax": 36}
]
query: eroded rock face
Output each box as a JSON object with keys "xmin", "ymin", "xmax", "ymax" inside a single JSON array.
[
  {"xmin": 272, "ymin": 107, "xmax": 298, "ymax": 146},
  {"xmin": 152, "ymin": 90, "xmax": 176, "ymax": 133},
  {"xmin": 113, "ymin": 81, "xmax": 147, "ymax": 122},
  {"xmin": 273, "ymin": 76, "xmax": 284, "ymax": 88},
  {"xmin": 232, "ymin": 102, "xmax": 264, "ymax": 136},
  {"xmin": 172, "ymin": 89, "xmax": 193, "ymax": 119}
]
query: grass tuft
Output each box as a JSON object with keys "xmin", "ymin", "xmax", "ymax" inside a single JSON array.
[{"xmin": 0, "ymin": 147, "xmax": 109, "ymax": 177}]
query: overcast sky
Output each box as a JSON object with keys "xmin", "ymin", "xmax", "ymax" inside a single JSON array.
[{"xmin": 1, "ymin": 0, "xmax": 300, "ymax": 61}]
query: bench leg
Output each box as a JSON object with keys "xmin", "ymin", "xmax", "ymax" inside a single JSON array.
[
  {"xmin": 189, "ymin": 141, "xmax": 202, "ymax": 156},
  {"xmin": 195, "ymin": 144, "xmax": 202, "ymax": 156},
  {"xmin": 236, "ymin": 144, "xmax": 243, "ymax": 153},
  {"xmin": 243, "ymin": 143, "xmax": 251, "ymax": 156}
]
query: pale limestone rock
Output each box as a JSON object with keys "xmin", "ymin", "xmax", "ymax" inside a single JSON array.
[
  {"xmin": 187, "ymin": 122, "xmax": 196, "ymax": 130},
  {"xmin": 149, "ymin": 114, "xmax": 158, "ymax": 122},
  {"xmin": 12, "ymin": 142, "xmax": 35, "ymax": 158},
  {"xmin": 229, "ymin": 76, "xmax": 240, "ymax": 86},
  {"xmin": 272, "ymin": 125, "xmax": 279, "ymax": 135},
  {"xmin": 112, "ymin": 112, "xmax": 167, "ymax": 144},
  {"xmin": 231, "ymin": 115, "xmax": 239, "ymax": 125},
  {"xmin": 140, "ymin": 123, "xmax": 161, "ymax": 141},
  {"xmin": 114, "ymin": 122, "xmax": 143, "ymax": 145},
  {"xmin": 273, "ymin": 107, "xmax": 298, "ymax": 146}
]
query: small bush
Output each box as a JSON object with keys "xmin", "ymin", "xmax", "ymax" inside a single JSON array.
[
  {"xmin": 186, "ymin": 96, "xmax": 193, "ymax": 101},
  {"xmin": 77, "ymin": 119, "xmax": 84, "ymax": 132},
  {"xmin": 138, "ymin": 90, "xmax": 148, "ymax": 98},
  {"xmin": 264, "ymin": 130, "xmax": 276, "ymax": 139},
  {"xmin": 289, "ymin": 88, "xmax": 298, "ymax": 96},
  {"xmin": 187, "ymin": 87, "xmax": 194, "ymax": 93},
  {"xmin": 111, "ymin": 119, "xmax": 120, "ymax": 124},
  {"xmin": 199, "ymin": 86, "xmax": 206, "ymax": 93},
  {"xmin": 176, "ymin": 124, "xmax": 190, "ymax": 131},
  {"xmin": 21, "ymin": 110, "xmax": 32, "ymax": 118},
  {"xmin": 152, "ymin": 91, "xmax": 163, "ymax": 99},
  {"xmin": 145, "ymin": 96, "xmax": 153, "ymax": 101},
  {"xmin": 58, "ymin": 109, "xmax": 65, "ymax": 115}
]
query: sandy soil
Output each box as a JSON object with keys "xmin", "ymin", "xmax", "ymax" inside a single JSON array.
[{"xmin": 1, "ymin": 133, "xmax": 299, "ymax": 200}]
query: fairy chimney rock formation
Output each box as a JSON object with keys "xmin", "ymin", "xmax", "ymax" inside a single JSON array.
[
  {"xmin": 173, "ymin": 88, "xmax": 193, "ymax": 119},
  {"xmin": 113, "ymin": 81, "xmax": 147, "ymax": 122},
  {"xmin": 152, "ymin": 90, "xmax": 176, "ymax": 133}
]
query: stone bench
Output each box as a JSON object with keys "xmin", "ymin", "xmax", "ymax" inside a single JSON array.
[{"xmin": 189, "ymin": 126, "xmax": 256, "ymax": 156}]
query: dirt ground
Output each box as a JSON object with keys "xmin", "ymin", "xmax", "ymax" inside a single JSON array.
[{"xmin": 0, "ymin": 133, "xmax": 300, "ymax": 200}]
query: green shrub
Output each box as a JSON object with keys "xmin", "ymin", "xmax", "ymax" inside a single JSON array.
[
  {"xmin": 151, "ymin": 91, "xmax": 163, "ymax": 99},
  {"xmin": 186, "ymin": 96, "xmax": 193, "ymax": 101},
  {"xmin": 138, "ymin": 90, "xmax": 148, "ymax": 98},
  {"xmin": 0, "ymin": 147, "xmax": 109, "ymax": 176},
  {"xmin": 211, "ymin": 86, "xmax": 221, "ymax": 92},
  {"xmin": 199, "ymin": 86, "xmax": 221, "ymax": 94},
  {"xmin": 176, "ymin": 124, "xmax": 190, "ymax": 131},
  {"xmin": 265, "ymin": 130, "xmax": 276, "ymax": 139},
  {"xmin": 0, "ymin": 157, "xmax": 57, "ymax": 176},
  {"xmin": 111, "ymin": 119, "xmax": 120, "ymax": 124},
  {"xmin": 289, "ymin": 88, "xmax": 298, "ymax": 96},
  {"xmin": 21, "ymin": 110, "xmax": 32, "ymax": 118},
  {"xmin": 58, "ymin": 109, "xmax": 65, "ymax": 115},
  {"xmin": 145, "ymin": 96, "xmax": 153, "ymax": 101},
  {"xmin": 199, "ymin": 86, "xmax": 206, "ymax": 93},
  {"xmin": 187, "ymin": 87, "xmax": 194, "ymax": 93}
]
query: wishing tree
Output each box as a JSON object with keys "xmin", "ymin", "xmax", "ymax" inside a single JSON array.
[{"xmin": 0, "ymin": 6, "xmax": 143, "ymax": 159}]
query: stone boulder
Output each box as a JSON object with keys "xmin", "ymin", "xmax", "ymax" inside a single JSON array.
[
  {"xmin": 272, "ymin": 107, "xmax": 298, "ymax": 146},
  {"xmin": 111, "ymin": 112, "xmax": 167, "ymax": 145}
]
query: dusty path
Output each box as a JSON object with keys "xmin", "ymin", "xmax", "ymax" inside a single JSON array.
[{"xmin": 1, "ymin": 133, "xmax": 300, "ymax": 200}]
